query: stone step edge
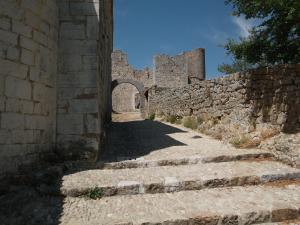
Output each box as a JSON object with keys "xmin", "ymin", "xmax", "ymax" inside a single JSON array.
[
  {"xmin": 60, "ymin": 171, "xmax": 300, "ymax": 198},
  {"xmin": 103, "ymin": 152, "xmax": 275, "ymax": 170},
  {"xmin": 64, "ymin": 152, "xmax": 275, "ymax": 171},
  {"xmin": 61, "ymin": 199, "xmax": 300, "ymax": 225}
]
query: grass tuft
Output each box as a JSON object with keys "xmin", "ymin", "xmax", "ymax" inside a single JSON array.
[{"xmin": 85, "ymin": 187, "xmax": 103, "ymax": 200}]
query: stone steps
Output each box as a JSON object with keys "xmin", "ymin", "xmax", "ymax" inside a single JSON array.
[
  {"xmin": 61, "ymin": 161, "xmax": 300, "ymax": 197},
  {"xmin": 59, "ymin": 185, "xmax": 300, "ymax": 225},
  {"xmin": 65, "ymin": 150, "xmax": 274, "ymax": 171}
]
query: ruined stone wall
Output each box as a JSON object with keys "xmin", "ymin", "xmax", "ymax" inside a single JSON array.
[
  {"xmin": 0, "ymin": 0, "xmax": 59, "ymax": 176},
  {"xmin": 57, "ymin": 0, "xmax": 113, "ymax": 160},
  {"xmin": 112, "ymin": 50, "xmax": 153, "ymax": 112},
  {"xmin": 149, "ymin": 64, "xmax": 300, "ymax": 133},
  {"xmin": 153, "ymin": 48, "xmax": 205, "ymax": 88}
]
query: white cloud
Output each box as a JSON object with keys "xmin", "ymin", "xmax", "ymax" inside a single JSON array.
[{"xmin": 232, "ymin": 16, "xmax": 254, "ymax": 37}]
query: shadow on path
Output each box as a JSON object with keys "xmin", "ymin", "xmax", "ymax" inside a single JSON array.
[{"xmin": 102, "ymin": 119, "xmax": 187, "ymax": 162}]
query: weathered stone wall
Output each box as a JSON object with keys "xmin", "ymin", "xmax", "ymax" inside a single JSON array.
[
  {"xmin": 0, "ymin": 0, "xmax": 59, "ymax": 175},
  {"xmin": 149, "ymin": 64, "xmax": 300, "ymax": 133},
  {"xmin": 112, "ymin": 50, "xmax": 153, "ymax": 112},
  {"xmin": 57, "ymin": 0, "xmax": 113, "ymax": 160},
  {"xmin": 153, "ymin": 48, "xmax": 205, "ymax": 88},
  {"xmin": 0, "ymin": 0, "xmax": 113, "ymax": 176}
]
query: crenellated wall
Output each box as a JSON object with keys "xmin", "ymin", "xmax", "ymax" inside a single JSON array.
[{"xmin": 0, "ymin": 0, "xmax": 59, "ymax": 175}]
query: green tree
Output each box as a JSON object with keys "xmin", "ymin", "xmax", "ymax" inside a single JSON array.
[{"xmin": 219, "ymin": 0, "xmax": 300, "ymax": 74}]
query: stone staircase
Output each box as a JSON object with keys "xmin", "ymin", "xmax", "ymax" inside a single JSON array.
[{"xmin": 58, "ymin": 149, "xmax": 300, "ymax": 225}]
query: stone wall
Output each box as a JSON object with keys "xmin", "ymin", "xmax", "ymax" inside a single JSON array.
[
  {"xmin": 153, "ymin": 48, "xmax": 205, "ymax": 88},
  {"xmin": 57, "ymin": 0, "xmax": 113, "ymax": 160},
  {"xmin": 112, "ymin": 50, "xmax": 153, "ymax": 112},
  {"xmin": 0, "ymin": 0, "xmax": 113, "ymax": 176},
  {"xmin": 0, "ymin": 0, "xmax": 59, "ymax": 175},
  {"xmin": 149, "ymin": 64, "xmax": 300, "ymax": 133}
]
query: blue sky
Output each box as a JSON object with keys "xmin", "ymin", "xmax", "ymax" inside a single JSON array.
[{"xmin": 114, "ymin": 0, "xmax": 253, "ymax": 79}]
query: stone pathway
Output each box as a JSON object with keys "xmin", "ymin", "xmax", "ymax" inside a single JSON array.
[{"xmin": 1, "ymin": 113, "xmax": 300, "ymax": 225}]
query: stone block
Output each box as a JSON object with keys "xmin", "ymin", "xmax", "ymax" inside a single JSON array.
[
  {"xmin": 7, "ymin": 46, "xmax": 20, "ymax": 60},
  {"xmin": 12, "ymin": 20, "xmax": 32, "ymax": 37},
  {"xmin": 29, "ymin": 66, "xmax": 40, "ymax": 81},
  {"xmin": 10, "ymin": 129, "xmax": 25, "ymax": 144},
  {"xmin": 0, "ymin": 74, "xmax": 4, "ymax": 95},
  {"xmin": 0, "ymin": 17, "xmax": 11, "ymax": 30},
  {"xmin": 21, "ymin": 48, "xmax": 35, "ymax": 65},
  {"xmin": 86, "ymin": 16, "xmax": 99, "ymax": 40},
  {"xmin": 58, "ymin": 54, "xmax": 82, "ymax": 72},
  {"xmin": 5, "ymin": 76, "xmax": 31, "ymax": 100},
  {"xmin": 58, "ymin": 71, "xmax": 97, "ymax": 87},
  {"xmin": 57, "ymin": 114, "xmax": 84, "ymax": 134},
  {"xmin": 20, "ymin": 36, "xmax": 39, "ymax": 51},
  {"xmin": 59, "ymin": 40, "xmax": 97, "ymax": 55},
  {"xmin": 69, "ymin": 99, "xmax": 98, "ymax": 113},
  {"xmin": 33, "ymin": 83, "xmax": 53, "ymax": 102},
  {"xmin": 69, "ymin": 3, "xmax": 99, "ymax": 16},
  {"xmin": 24, "ymin": 115, "xmax": 47, "ymax": 130},
  {"xmin": 1, "ymin": 112, "xmax": 24, "ymax": 129},
  {"xmin": 0, "ymin": 29, "xmax": 18, "ymax": 45},
  {"xmin": 60, "ymin": 22, "xmax": 85, "ymax": 40},
  {"xmin": 6, "ymin": 98, "xmax": 22, "ymax": 112},
  {"xmin": 0, "ymin": 97, "xmax": 5, "ymax": 111},
  {"xmin": 0, "ymin": 59, "xmax": 28, "ymax": 79},
  {"xmin": 25, "ymin": 11, "xmax": 40, "ymax": 29},
  {"xmin": 0, "ymin": 129, "xmax": 8, "ymax": 144},
  {"xmin": 83, "ymin": 55, "xmax": 98, "ymax": 71},
  {"xmin": 86, "ymin": 114, "xmax": 98, "ymax": 133},
  {"xmin": 33, "ymin": 30, "xmax": 48, "ymax": 46},
  {"xmin": 58, "ymin": 87, "xmax": 82, "ymax": 100}
]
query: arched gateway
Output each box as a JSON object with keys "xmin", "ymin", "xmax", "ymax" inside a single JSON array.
[{"xmin": 111, "ymin": 79, "xmax": 148, "ymax": 115}]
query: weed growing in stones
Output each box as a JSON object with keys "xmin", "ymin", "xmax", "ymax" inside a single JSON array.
[{"xmin": 85, "ymin": 187, "xmax": 102, "ymax": 200}]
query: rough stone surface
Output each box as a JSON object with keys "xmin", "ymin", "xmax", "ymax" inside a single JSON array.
[
  {"xmin": 154, "ymin": 48, "xmax": 206, "ymax": 88},
  {"xmin": 260, "ymin": 133, "xmax": 300, "ymax": 168},
  {"xmin": 148, "ymin": 64, "xmax": 300, "ymax": 166},
  {"xmin": 50, "ymin": 186, "xmax": 300, "ymax": 225},
  {"xmin": 61, "ymin": 161, "xmax": 300, "ymax": 197},
  {"xmin": 56, "ymin": 0, "xmax": 113, "ymax": 160},
  {"xmin": 149, "ymin": 65, "xmax": 300, "ymax": 133},
  {"xmin": 0, "ymin": 0, "xmax": 58, "ymax": 176},
  {"xmin": 1, "ymin": 113, "xmax": 300, "ymax": 225},
  {"xmin": 0, "ymin": 0, "xmax": 113, "ymax": 176}
]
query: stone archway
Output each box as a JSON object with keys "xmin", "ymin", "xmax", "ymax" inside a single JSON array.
[{"xmin": 111, "ymin": 79, "xmax": 147, "ymax": 116}]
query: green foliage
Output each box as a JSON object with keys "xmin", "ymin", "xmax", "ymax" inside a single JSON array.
[
  {"xmin": 148, "ymin": 113, "xmax": 156, "ymax": 121},
  {"xmin": 183, "ymin": 116, "xmax": 198, "ymax": 130},
  {"xmin": 85, "ymin": 187, "xmax": 102, "ymax": 200},
  {"xmin": 165, "ymin": 115, "xmax": 182, "ymax": 124},
  {"xmin": 219, "ymin": 0, "xmax": 300, "ymax": 73}
]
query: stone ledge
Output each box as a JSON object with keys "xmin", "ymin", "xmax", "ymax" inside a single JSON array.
[{"xmin": 61, "ymin": 161, "xmax": 300, "ymax": 197}]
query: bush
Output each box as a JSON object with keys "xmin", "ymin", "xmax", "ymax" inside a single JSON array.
[
  {"xmin": 183, "ymin": 116, "xmax": 198, "ymax": 130},
  {"xmin": 229, "ymin": 135, "xmax": 260, "ymax": 149},
  {"xmin": 165, "ymin": 115, "xmax": 183, "ymax": 124},
  {"xmin": 148, "ymin": 113, "xmax": 155, "ymax": 121}
]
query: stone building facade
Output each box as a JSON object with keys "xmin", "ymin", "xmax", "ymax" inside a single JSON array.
[{"xmin": 0, "ymin": 0, "xmax": 113, "ymax": 177}]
